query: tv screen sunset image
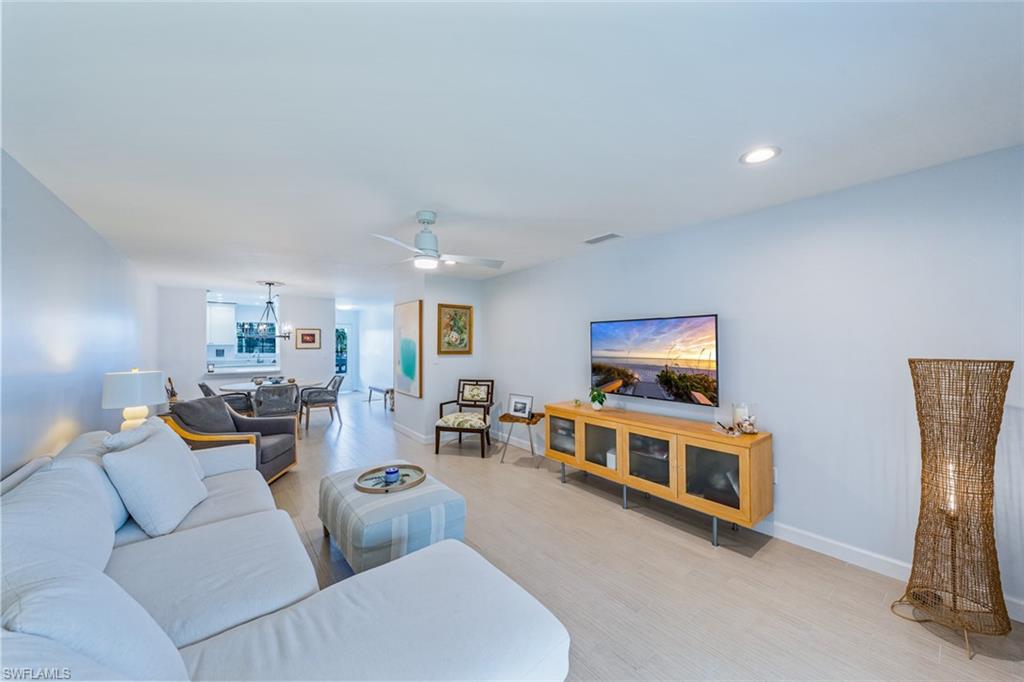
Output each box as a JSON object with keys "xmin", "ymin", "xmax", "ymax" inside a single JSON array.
[{"xmin": 591, "ymin": 315, "xmax": 718, "ymax": 406}]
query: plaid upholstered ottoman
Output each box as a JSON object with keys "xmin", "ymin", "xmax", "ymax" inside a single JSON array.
[{"xmin": 318, "ymin": 460, "xmax": 467, "ymax": 573}]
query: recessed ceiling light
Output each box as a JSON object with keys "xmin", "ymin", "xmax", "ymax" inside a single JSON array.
[
  {"xmin": 444, "ymin": 260, "xmax": 456, "ymax": 266},
  {"xmin": 739, "ymin": 146, "xmax": 781, "ymax": 165},
  {"xmin": 336, "ymin": 304, "xmax": 354, "ymax": 311}
]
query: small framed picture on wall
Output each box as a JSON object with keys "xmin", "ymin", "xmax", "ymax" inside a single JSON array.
[
  {"xmin": 508, "ymin": 393, "xmax": 534, "ymax": 419},
  {"xmin": 295, "ymin": 328, "xmax": 321, "ymax": 349}
]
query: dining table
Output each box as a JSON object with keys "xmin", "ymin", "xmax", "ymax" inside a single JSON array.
[{"xmin": 218, "ymin": 379, "xmax": 323, "ymax": 394}]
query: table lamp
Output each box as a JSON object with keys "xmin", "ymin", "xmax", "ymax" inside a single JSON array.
[{"xmin": 102, "ymin": 369, "xmax": 166, "ymax": 431}]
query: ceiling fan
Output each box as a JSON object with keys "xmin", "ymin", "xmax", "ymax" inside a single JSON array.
[{"xmin": 372, "ymin": 210, "xmax": 504, "ymax": 270}]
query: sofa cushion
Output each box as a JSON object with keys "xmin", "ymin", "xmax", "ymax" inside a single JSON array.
[
  {"xmin": 177, "ymin": 469, "xmax": 276, "ymax": 532},
  {"xmin": 103, "ymin": 430, "xmax": 208, "ymax": 536},
  {"xmin": 56, "ymin": 430, "xmax": 111, "ymax": 458},
  {"xmin": 49, "ymin": 453, "xmax": 129, "ymax": 529},
  {"xmin": 105, "ymin": 510, "xmax": 318, "ymax": 648},
  {"xmin": 1, "ymin": 629, "xmax": 130, "ymax": 681},
  {"xmin": 0, "ymin": 456, "xmax": 52, "ymax": 495},
  {"xmin": 437, "ymin": 411, "xmax": 488, "ymax": 429},
  {"xmin": 171, "ymin": 397, "xmax": 236, "ymax": 434},
  {"xmin": 259, "ymin": 433, "xmax": 294, "ymax": 464},
  {"xmin": 179, "ymin": 540, "xmax": 570, "ymax": 681},
  {"xmin": 2, "ymin": 554, "xmax": 188, "ymax": 681},
  {"xmin": 194, "ymin": 442, "xmax": 257, "ymax": 478},
  {"xmin": 0, "ymin": 466, "xmax": 113, "ymax": 570}
]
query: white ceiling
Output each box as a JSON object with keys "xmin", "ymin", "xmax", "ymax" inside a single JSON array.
[{"xmin": 4, "ymin": 2, "xmax": 1022, "ymax": 303}]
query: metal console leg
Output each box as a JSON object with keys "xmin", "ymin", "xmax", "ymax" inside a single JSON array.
[
  {"xmin": 622, "ymin": 485, "xmax": 628, "ymax": 509},
  {"xmin": 560, "ymin": 463, "xmax": 566, "ymax": 483},
  {"xmin": 711, "ymin": 517, "xmax": 719, "ymax": 547}
]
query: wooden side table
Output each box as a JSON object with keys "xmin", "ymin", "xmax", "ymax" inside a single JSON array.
[{"xmin": 498, "ymin": 412, "xmax": 545, "ymax": 467}]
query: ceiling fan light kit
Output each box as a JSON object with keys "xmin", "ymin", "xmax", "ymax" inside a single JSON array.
[{"xmin": 373, "ymin": 210, "xmax": 505, "ymax": 271}]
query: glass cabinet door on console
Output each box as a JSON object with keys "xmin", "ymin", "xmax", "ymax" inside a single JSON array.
[
  {"xmin": 623, "ymin": 427, "xmax": 676, "ymax": 498},
  {"xmin": 580, "ymin": 420, "xmax": 621, "ymax": 479},
  {"xmin": 546, "ymin": 414, "xmax": 578, "ymax": 465},
  {"xmin": 679, "ymin": 438, "xmax": 749, "ymax": 522}
]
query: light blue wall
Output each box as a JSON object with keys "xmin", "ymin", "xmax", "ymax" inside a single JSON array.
[
  {"xmin": 483, "ymin": 146, "xmax": 1024, "ymax": 612},
  {"xmin": 1, "ymin": 152, "xmax": 150, "ymax": 476}
]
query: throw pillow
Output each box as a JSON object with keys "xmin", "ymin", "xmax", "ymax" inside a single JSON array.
[
  {"xmin": 169, "ymin": 397, "xmax": 236, "ymax": 434},
  {"xmin": 55, "ymin": 430, "xmax": 111, "ymax": 458},
  {"xmin": 1, "ymin": 554, "xmax": 188, "ymax": 681},
  {"xmin": 49, "ymin": 453, "xmax": 129, "ymax": 529},
  {"xmin": 145, "ymin": 417, "xmax": 205, "ymax": 479},
  {"xmin": 103, "ymin": 420, "xmax": 158, "ymax": 451},
  {"xmin": 103, "ymin": 430, "xmax": 208, "ymax": 536},
  {"xmin": 0, "ymin": 466, "xmax": 114, "ymax": 570}
]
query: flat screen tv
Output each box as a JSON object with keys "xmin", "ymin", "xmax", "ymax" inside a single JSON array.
[{"xmin": 590, "ymin": 314, "xmax": 718, "ymax": 407}]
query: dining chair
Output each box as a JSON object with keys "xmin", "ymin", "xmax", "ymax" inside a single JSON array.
[
  {"xmin": 198, "ymin": 382, "xmax": 252, "ymax": 415},
  {"xmin": 253, "ymin": 383, "xmax": 300, "ymax": 423},
  {"xmin": 299, "ymin": 375, "xmax": 344, "ymax": 430}
]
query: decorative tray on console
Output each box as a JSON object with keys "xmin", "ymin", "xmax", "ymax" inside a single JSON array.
[{"xmin": 354, "ymin": 464, "xmax": 426, "ymax": 494}]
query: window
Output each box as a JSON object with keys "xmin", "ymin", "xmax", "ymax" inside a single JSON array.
[
  {"xmin": 336, "ymin": 327, "xmax": 348, "ymax": 374},
  {"xmin": 206, "ymin": 297, "xmax": 280, "ymax": 374},
  {"xmin": 237, "ymin": 322, "xmax": 277, "ymax": 355}
]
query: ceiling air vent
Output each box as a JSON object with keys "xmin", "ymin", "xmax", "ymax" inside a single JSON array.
[{"xmin": 583, "ymin": 232, "xmax": 622, "ymax": 246}]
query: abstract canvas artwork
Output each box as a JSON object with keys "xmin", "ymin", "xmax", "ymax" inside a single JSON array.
[
  {"xmin": 437, "ymin": 303, "xmax": 473, "ymax": 354},
  {"xmin": 394, "ymin": 299, "xmax": 423, "ymax": 398}
]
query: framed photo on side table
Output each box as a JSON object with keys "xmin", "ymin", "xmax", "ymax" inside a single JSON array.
[
  {"xmin": 508, "ymin": 393, "xmax": 534, "ymax": 419},
  {"xmin": 295, "ymin": 328, "xmax": 322, "ymax": 349}
]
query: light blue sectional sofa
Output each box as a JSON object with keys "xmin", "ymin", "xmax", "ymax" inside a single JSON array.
[{"xmin": 0, "ymin": 428, "xmax": 570, "ymax": 681}]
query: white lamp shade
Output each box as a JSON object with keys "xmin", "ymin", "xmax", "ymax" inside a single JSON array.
[{"xmin": 101, "ymin": 370, "xmax": 166, "ymax": 409}]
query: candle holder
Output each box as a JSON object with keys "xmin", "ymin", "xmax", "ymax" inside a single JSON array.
[{"xmin": 892, "ymin": 359, "xmax": 1014, "ymax": 659}]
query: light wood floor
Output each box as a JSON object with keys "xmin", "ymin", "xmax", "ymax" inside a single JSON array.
[{"xmin": 272, "ymin": 393, "xmax": 1023, "ymax": 681}]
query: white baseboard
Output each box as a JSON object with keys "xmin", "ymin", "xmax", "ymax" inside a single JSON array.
[
  {"xmin": 392, "ymin": 422, "xmax": 431, "ymax": 444},
  {"xmin": 772, "ymin": 522, "xmax": 1023, "ymax": 622}
]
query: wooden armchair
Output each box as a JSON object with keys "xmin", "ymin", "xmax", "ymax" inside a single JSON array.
[
  {"xmin": 161, "ymin": 396, "xmax": 298, "ymax": 483},
  {"xmin": 435, "ymin": 379, "xmax": 494, "ymax": 458}
]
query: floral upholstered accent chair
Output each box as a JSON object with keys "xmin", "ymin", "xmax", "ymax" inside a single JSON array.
[{"xmin": 435, "ymin": 379, "xmax": 495, "ymax": 458}]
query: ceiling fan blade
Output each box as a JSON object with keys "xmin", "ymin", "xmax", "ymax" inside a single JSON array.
[
  {"xmin": 372, "ymin": 234, "xmax": 421, "ymax": 253},
  {"xmin": 442, "ymin": 254, "xmax": 505, "ymax": 269}
]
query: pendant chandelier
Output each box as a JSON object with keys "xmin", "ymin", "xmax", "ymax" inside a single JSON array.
[{"xmin": 249, "ymin": 281, "xmax": 291, "ymax": 340}]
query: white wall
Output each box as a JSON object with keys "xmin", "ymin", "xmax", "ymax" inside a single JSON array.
[
  {"xmin": 156, "ymin": 286, "xmax": 335, "ymax": 400},
  {"xmin": 482, "ymin": 146, "xmax": 1024, "ymax": 614},
  {"xmin": 1, "ymin": 153, "xmax": 152, "ymax": 476},
  {"xmin": 278, "ymin": 293, "xmax": 336, "ymax": 385},
  {"xmin": 392, "ymin": 275, "xmax": 488, "ymax": 440},
  {"xmin": 358, "ymin": 303, "xmax": 393, "ymax": 394}
]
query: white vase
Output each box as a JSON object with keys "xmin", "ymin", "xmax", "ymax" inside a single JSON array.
[{"xmin": 591, "ymin": 402, "xmax": 602, "ymax": 411}]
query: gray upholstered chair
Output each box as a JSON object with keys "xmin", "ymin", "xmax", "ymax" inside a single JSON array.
[
  {"xmin": 162, "ymin": 396, "xmax": 297, "ymax": 482},
  {"xmin": 299, "ymin": 375, "xmax": 344, "ymax": 430},
  {"xmin": 198, "ymin": 382, "xmax": 252, "ymax": 415},
  {"xmin": 254, "ymin": 383, "xmax": 300, "ymax": 419}
]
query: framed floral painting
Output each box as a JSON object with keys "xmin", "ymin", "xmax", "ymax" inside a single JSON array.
[{"xmin": 437, "ymin": 303, "xmax": 473, "ymax": 355}]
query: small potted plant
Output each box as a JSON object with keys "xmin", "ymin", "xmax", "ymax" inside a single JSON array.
[{"xmin": 589, "ymin": 387, "xmax": 607, "ymax": 411}]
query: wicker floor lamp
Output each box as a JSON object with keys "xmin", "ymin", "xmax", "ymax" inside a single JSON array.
[{"xmin": 892, "ymin": 359, "xmax": 1014, "ymax": 658}]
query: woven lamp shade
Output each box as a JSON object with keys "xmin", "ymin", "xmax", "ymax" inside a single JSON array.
[{"xmin": 893, "ymin": 359, "xmax": 1014, "ymax": 647}]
